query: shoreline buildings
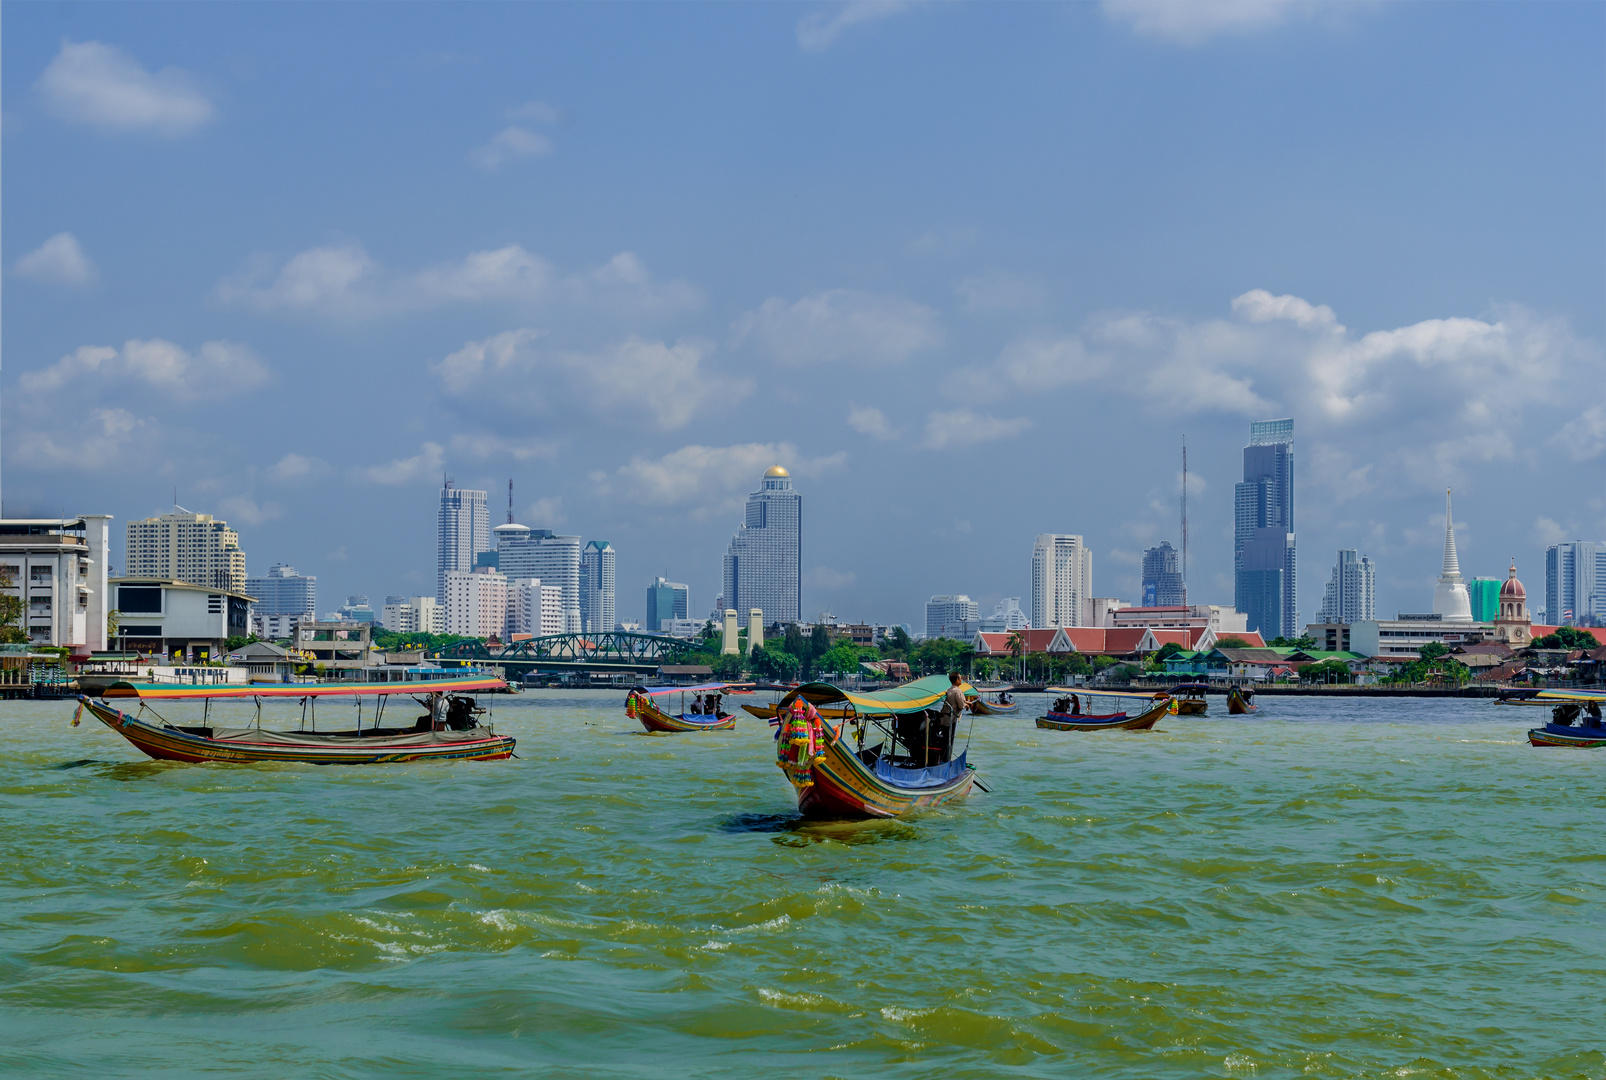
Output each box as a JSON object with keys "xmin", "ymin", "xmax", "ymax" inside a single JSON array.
[
  {"xmin": 1234, "ymin": 418, "xmax": 1296, "ymax": 641},
  {"xmin": 1316, "ymin": 550, "xmax": 1376, "ymax": 626},
  {"xmin": 925, "ymin": 595, "xmax": 978, "ymax": 639},
  {"xmin": 721, "ymin": 466, "xmax": 801, "ymax": 626},
  {"xmin": 1032, "ymin": 534, "xmax": 1092, "ymax": 629},
  {"xmin": 646, "ymin": 577, "xmax": 690, "ymax": 633},
  {"xmin": 245, "ymin": 564, "xmax": 317, "ymax": 638},
  {"xmin": 0, "ymin": 516, "xmax": 113, "ymax": 652},
  {"xmin": 495, "ymin": 523, "xmax": 581, "ymax": 632}
]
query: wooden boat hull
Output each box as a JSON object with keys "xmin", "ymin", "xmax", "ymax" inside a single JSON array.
[
  {"xmin": 1036, "ymin": 697, "xmax": 1170, "ymax": 731},
  {"xmin": 783, "ymin": 729, "xmax": 975, "ymax": 819},
  {"xmin": 1227, "ymin": 688, "xmax": 1258, "ymax": 715},
  {"xmin": 969, "ymin": 698, "xmax": 1020, "ymax": 715},
  {"xmin": 1528, "ymin": 724, "xmax": 1606, "ymax": 748},
  {"xmin": 79, "ymin": 698, "xmax": 515, "ymax": 764},
  {"xmin": 633, "ymin": 695, "xmax": 734, "ymax": 732}
]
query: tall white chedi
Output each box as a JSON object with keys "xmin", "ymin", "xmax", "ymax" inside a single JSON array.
[{"xmin": 1432, "ymin": 488, "xmax": 1474, "ymax": 621}]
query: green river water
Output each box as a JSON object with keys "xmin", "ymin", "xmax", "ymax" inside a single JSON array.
[{"xmin": 1, "ymin": 691, "xmax": 1601, "ymax": 1078}]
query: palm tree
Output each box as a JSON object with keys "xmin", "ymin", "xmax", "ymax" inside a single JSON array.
[{"xmin": 1007, "ymin": 631, "xmax": 1025, "ymax": 680}]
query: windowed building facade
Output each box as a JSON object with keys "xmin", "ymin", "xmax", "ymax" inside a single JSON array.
[{"xmin": 721, "ymin": 466, "xmax": 801, "ymax": 625}]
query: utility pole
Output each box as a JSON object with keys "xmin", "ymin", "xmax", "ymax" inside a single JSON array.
[{"xmin": 507, "ymin": 479, "xmax": 514, "ymax": 524}]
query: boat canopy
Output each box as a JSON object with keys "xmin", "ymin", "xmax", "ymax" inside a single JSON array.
[
  {"xmin": 101, "ymin": 676, "xmax": 507, "ymax": 700},
  {"xmin": 1045, "ymin": 687, "xmax": 1169, "ymax": 699},
  {"xmin": 1171, "ymin": 683, "xmax": 1211, "ymax": 693},
  {"xmin": 1503, "ymin": 689, "xmax": 1606, "ymax": 706},
  {"xmin": 776, "ymin": 675, "xmax": 975, "ymax": 717},
  {"xmin": 632, "ymin": 682, "xmax": 751, "ymax": 697}
]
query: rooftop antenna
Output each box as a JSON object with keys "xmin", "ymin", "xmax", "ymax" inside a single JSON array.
[
  {"xmin": 508, "ymin": 478, "xmax": 514, "ymax": 524},
  {"xmin": 1180, "ymin": 434, "xmax": 1188, "ymax": 600}
]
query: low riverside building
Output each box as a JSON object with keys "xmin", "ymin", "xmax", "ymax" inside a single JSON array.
[
  {"xmin": 1107, "ymin": 605, "xmax": 1248, "ymax": 634},
  {"xmin": 111, "ymin": 577, "xmax": 254, "ymax": 661},
  {"xmin": 1349, "ymin": 615, "xmax": 1493, "ymax": 659},
  {"xmin": 295, "ymin": 621, "xmax": 377, "ymax": 673},
  {"xmin": 0, "ymin": 516, "xmax": 113, "ymax": 653},
  {"xmin": 971, "ymin": 626, "xmax": 1265, "ymax": 660}
]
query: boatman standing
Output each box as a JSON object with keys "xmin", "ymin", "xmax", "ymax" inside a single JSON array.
[{"xmin": 931, "ymin": 672, "xmax": 966, "ymax": 765}]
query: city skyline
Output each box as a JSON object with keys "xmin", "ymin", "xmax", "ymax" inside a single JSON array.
[{"xmin": 2, "ymin": 5, "xmax": 1602, "ymax": 631}]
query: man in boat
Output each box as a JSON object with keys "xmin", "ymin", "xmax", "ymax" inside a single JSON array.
[
  {"xmin": 928, "ymin": 672, "xmax": 966, "ymax": 766},
  {"xmin": 689, "ymin": 694, "xmax": 704, "ymax": 715},
  {"xmin": 707, "ymin": 693, "xmax": 722, "ymax": 716},
  {"xmin": 1586, "ymin": 701, "xmax": 1604, "ymax": 729},
  {"xmin": 999, "ymin": 690, "xmax": 1011, "ymax": 705}
]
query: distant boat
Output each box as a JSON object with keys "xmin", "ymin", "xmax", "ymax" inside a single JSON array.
[
  {"xmin": 626, "ymin": 682, "xmax": 745, "ymax": 732},
  {"xmin": 772, "ymin": 675, "xmax": 979, "ymax": 818},
  {"xmin": 969, "ymin": 689, "xmax": 1020, "ymax": 715},
  {"xmin": 75, "ymin": 677, "xmax": 514, "ymax": 764},
  {"xmin": 1036, "ymin": 688, "xmax": 1171, "ymax": 731},
  {"xmin": 1227, "ymin": 686, "xmax": 1259, "ymax": 715},
  {"xmin": 1170, "ymin": 683, "xmax": 1210, "ymax": 716},
  {"xmin": 1504, "ymin": 691, "xmax": 1606, "ymax": 748}
]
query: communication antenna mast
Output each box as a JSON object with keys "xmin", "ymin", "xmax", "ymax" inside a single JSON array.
[
  {"xmin": 1180, "ymin": 435, "xmax": 1188, "ymax": 596},
  {"xmin": 507, "ymin": 479, "xmax": 515, "ymax": 524}
]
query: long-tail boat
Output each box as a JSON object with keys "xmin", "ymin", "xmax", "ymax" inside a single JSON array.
[
  {"xmin": 1035, "ymin": 688, "xmax": 1171, "ymax": 731},
  {"xmin": 626, "ymin": 682, "xmax": 746, "ymax": 732},
  {"xmin": 1226, "ymin": 686, "xmax": 1259, "ymax": 714},
  {"xmin": 75, "ymin": 676, "xmax": 514, "ymax": 764},
  {"xmin": 772, "ymin": 675, "xmax": 979, "ymax": 818},
  {"xmin": 1501, "ymin": 691, "xmax": 1606, "ymax": 747},
  {"xmin": 969, "ymin": 689, "xmax": 1020, "ymax": 715},
  {"xmin": 741, "ymin": 686, "xmax": 852, "ymax": 723},
  {"xmin": 1170, "ymin": 683, "xmax": 1210, "ymax": 716}
]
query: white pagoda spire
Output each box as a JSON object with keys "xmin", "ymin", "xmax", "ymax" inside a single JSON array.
[{"xmin": 1432, "ymin": 488, "xmax": 1473, "ymax": 621}]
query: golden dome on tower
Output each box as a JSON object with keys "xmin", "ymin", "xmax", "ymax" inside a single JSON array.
[{"xmin": 764, "ymin": 465, "xmax": 790, "ymax": 478}]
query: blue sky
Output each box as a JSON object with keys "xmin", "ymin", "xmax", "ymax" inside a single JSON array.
[{"xmin": 4, "ymin": 1, "xmax": 1603, "ymax": 628}]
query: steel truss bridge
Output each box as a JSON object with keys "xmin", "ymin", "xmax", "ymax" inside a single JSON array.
[{"xmin": 431, "ymin": 631, "xmax": 706, "ymax": 676}]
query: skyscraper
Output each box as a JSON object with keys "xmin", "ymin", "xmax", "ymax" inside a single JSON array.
[
  {"xmin": 1031, "ymin": 534, "xmax": 1092, "ymax": 628},
  {"xmin": 1234, "ymin": 418, "xmax": 1296, "ymax": 639},
  {"xmin": 1316, "ymin": 549, "xmax": 1376, "ymax": 624},
  {"xmin": 645, "ymin": 577, "xmax": 690, "ymax": 632},
  {"xmin": 1545, "ymin": 540, "xmax": 1606, "ymax": 624},
  {"xmin": 125, "ymin": 509, "xmax": 247, "ymax": 591},
  {"xmin": 437, "ymin": 482, "xmax": 489, "ymax": 602},
  {"xmin": 244, "ymin": 564, "xmax": 316, "ymax": 619},
  {"xmin": 496, "ymin": 523, "xmax": 582, "ymax": 633},
  {"xmin": 1140, "ymin": 541, "xmax": 1186, "ymax": 607},
  {"xmin": 1431, "ymin": 490, "xmax": 1472, "ymax": 622},
  {"xmin": 925, "ymin": 595, "xmax": 979, "ymax": 639},
  {"xmin": 580, "ymin": 540, "xmax": 615, "ymax": 633},
  {"xmin": 722, "ymin": 466, "xmax": 801, "ymax": 624}
]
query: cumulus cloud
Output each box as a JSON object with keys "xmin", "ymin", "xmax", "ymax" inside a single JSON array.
[
  {"xmin": 265, "ymin": 453, "xmax": 325, "ymax": 483},
  {"xmin": 35, "ymin": 40, "xmax": 214, "ymax": 135},
  {"xmin": 435, "ymin": 330, "xmax": 744, "ymax": 431},
  {"xmin": 1101, "ymin": 0, "xmax": 1361, "ymax": 45},
  {"xmin": 955, "ymin": 269, "xmax": 1047, "ymax": 314},
  {"xmin": 216, "ymin": 243, "xmax": 693, "ymax": 317},
  {"xmin": 12, "ymin": 408, "xmax": 150, "ymax": 471},
  {"xmin": 448, "ymin": 432, "xmax": 558, "ymax": 462},
  {"xmin": 14, "ymin": 233, "xmax": 97, "ymax": 285},
  {"xmin": 609, "ymin": 443, "xmax": 848, "ymax": 515},
  {"xmin": 356, "ymin": 442, "xmax": 445, "ymax": 486},
  {"xmin": 946, "ymin": 289, "xmax": 1600, "ymax": 488},
  {"xmin": 20, "ymin": 338, "xmax": 268, "ymax": 400},
  {"xmin": 732, "ymin": 289, "xmax": 940, "ymax": 365},
  {"xmin": 923, "ymin": 409, "xmax": 1032, "ymax": 450},
  {"xmin": 847, "ymin": 405, "xmax": 899, "ymax": 440},
  {"xmin": 1553, "ymin": 403, "xmax": 1606, "ymax": 462},
  {"xmin": 472, "ymin": 125, "xmax": 553, "ymax": 170},
  {"xmin": 217, "ymin": 495, "xmax": 284, "ymax": 526},
  {"xmin": 797, "ymin": 1, "xmax": 919, "ymax": 51}
]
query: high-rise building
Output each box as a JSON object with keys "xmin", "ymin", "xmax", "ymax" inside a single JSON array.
[
  {"xmin": 125, "ymin": 509, "xmax": 247, "ymax": 592},
  {"xmin": 507, "ymin": 578, "xmax": 564, "ymax": 637},
  {"xmin": 580, "ymin": 540, "xmax": 616, "ymax": 633},
  {"xmin": 244, "ymin": 564, "xmax": 316, "ymax": 619},
  {"xmin": 1140, "ymin": 541, "xmax": 1186, "ymax": 608},
  {"xmin": 437, "ymin": 483, "xmax": 490, "ymax": 603},
  {"xmin": 925, "ymin": 595, "xmax": 979, "ymax": 639},
  {"xmin": 1469, "ymin": 577, "xmax": 1501, "ymax": 623},
  {"xmin": 979, "ymin": 597, "xmax": 1030, "ymax": 632},
  {"xmin": 722, "ymin": 466, "xmax": 802, "ymax": 625},
  {"xmin": 1234, "ymin": 418, "xmax": 1296, "ymax": 639},
  {"xmin": 444, "ymin": 568, "xmax": 507, "ymax": 638},
  {"xmin": 380, "ymin": 595, "xmax": 443, "ymax": 635},
  {"xmin": 1545, "ymin": 540, "xmax": 1606, "ymax": 625},
  {"xmin": 1431, "ymin": 490, "xmax": 1473, "ymax": 622},
  {"xmin": 1031, "ymin": 534, "xmax": 1092, "ymax": 629},
  {"xmin": 496, "ymin": 524, "xmax": 582, "ymax": 632},
  {"xmin": 1317, "ymin": 549, "xmax": 1376, "ymax": 624},
  {"xmin": 646, "ymin": 577, "xmax": 690, "ymax": 632}
]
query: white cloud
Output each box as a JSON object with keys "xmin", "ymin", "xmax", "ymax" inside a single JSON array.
[
  {"xmin": 448, "ymin": 433, "xmax": 558, "ymax": 462},
  {"xmin": 923, "ymin": 409, "xmax": 1032, "ymax": 450},
  {"xmin": 1533, "ymin": 517, "xmax": 1570, "ymax": 547},
  {"xmin": 955, "ymin": 270, "xmax": 1046, "ymax": 314},
  {"xmin": 847, "ymin": 405, "xmax": 899, "ymax": 440},
  {"xmin": 1101, "ymin": 0, "xmax": 1360, "ymax": 45},
  {"xmin": 14, "ymin": 233, "xmax": 97, "ymax": 285},
  {"xmin": 35, "ymin": 40, "xmax": 214, "ymax": 136},
  {"xmin": 524, "ymin": 497, "xmax": 565, "ymax": 528},
  {"xmin": 356, "ymin": 442, "xmax": 444, "ymax": 486},
  {"xmin": 1553, "ymin": 403, "xmax": 1606, "ymax": 462},
  {"xmin": 797, "ymin": 1, "xmax": 919, "ymax": 51},
  {"xmin": 945, "ymin": 335, "xmax": 1111, "ymax": 402},
  {"xmin": 217, "ymin": 495, "xmax": 284, "ymax": 527},
  {"xmin": 12, "ymin": 408, "xmax": 150, "ymax": 471},
  {"xmin": 611, "ymin": 443, "xmax": 848, "ymax": 514},
  {"xmin": 435, "ymin": 330, "xmax": 744, "ymax": 432},
  {"xmin": 265, "ymin": 453, "xmax": 325, "ymax": 482},
  {"xmin": 732, "ymin": 289, "xmax": 941, "ymax": 365},
  {"xmin": 472, "ymin": 125, "xmax": 553, "ymax": 170},
  {"xmin": 20, "ymin": 338, "xmax": 268, "ymax": 400},
  {"xmin": 216, "ymin": 243, "xmax": 693, "ymax": 318}
]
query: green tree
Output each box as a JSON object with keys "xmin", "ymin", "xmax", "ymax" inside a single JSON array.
[
  {"xmin": 1418, "ymin": 641, "xmax": 1449, "ymax": 661},
  {"xmin": 712, "ymin": 654, "xmax": 745, "ymax": 680},
  {"xmin": 1301, "ymin": 658, "xmax": 1351, "ymax": 683},
  {"xmin": 1269, "ymin": 635, "xmax": 1317, "ymax": 649},
  {"xmin": 1533, "ymin": 626, "xmax": 1601, "ymax": 650},
  {"xmin": 881, "ymin": 625, "xmax": 912, "ymax": 656},
  {"xmin": 1216, "ymin": 636, "xmax": 1252, "ymax": 650},
  {"xmin": 750, "ymin": 644, "xmax": 801, "ymax": 682},
  {"xmin": 0, "ymin": 568, "xmax": 27, "ymax": 645},
  {"xmin": 817, "ymin": 641, "xmax": 870, "ymax": 674}
]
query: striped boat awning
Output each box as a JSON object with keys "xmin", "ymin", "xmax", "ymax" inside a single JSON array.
[{"xmin": 101, "ymin": 677, "xmax": 507, "ymax": 700}]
